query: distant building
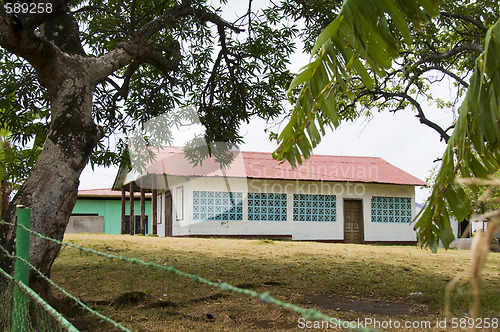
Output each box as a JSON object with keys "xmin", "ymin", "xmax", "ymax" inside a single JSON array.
[
  {"xmin": 69, "ymin": 188, "xmax": 152, "ymax": 234},
  {"xmin": 111, "ymin": 147, "xmax": 428, "ymax": 243}
]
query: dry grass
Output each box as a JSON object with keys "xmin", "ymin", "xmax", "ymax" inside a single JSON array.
[{"xmin": 51, "ymin": 234, "xmax": 500, "ymax": 331}]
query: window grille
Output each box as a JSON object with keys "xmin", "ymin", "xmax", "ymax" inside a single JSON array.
[
  {"xmin": 293, "ymin": 194, "xmax": 336, "ymax": 222},
  {"xmin": 248, "ymin": 193, "xmax": 287, "ymax": 221},
  {"xmin": 193, "ymin": 191, "xmax": 243, "ymax": 221},
  {"xmin": 371, "ymin": 196, "xmax": 411, "ymax": 223}
]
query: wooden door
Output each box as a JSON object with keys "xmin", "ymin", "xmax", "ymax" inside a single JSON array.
[
  {"xmin": 165, "ymin": 190, "xmax": 173, "ymax": 236},
  {"xmin": 343, "ymin": 200, "xmax": 363, "ymax": 243}
]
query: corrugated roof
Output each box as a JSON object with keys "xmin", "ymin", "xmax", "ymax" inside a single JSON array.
[{"xmin": 144, "ymin": 146, "xmax": 426, "ymax": 186}]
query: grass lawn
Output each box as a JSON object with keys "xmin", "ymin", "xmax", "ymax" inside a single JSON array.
[{"xmin": 51, "ymin": 234, "xmax": 500, "ymax": 331}]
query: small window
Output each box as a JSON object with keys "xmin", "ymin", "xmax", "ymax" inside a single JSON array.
[{"xmin": 176, "ymin": 187, "xmax": 184, "ymax": 220}]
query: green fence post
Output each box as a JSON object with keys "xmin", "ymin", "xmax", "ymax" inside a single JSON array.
[{"xmin": 11, "ymin": 205, "xmax": 31, "ymax": 332}]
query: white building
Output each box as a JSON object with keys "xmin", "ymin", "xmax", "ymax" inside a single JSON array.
[{"xmin": 113, "ymin": 147, "xmax": 427, "ymax": 243}]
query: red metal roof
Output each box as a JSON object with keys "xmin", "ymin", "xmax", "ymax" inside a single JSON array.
[{"xmin": 144, "ymin": 147, "xmax": 426, "ymax": 186}]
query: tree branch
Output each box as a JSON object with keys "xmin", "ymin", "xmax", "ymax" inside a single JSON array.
[
  {"xmin": 10, "ymin": 1, "xmax": 70, "ymax": 30},
  {"xmin": 148, "ymin": 40, "xmax": 181, "ymax": 72},
  {"xmin": 191, "ymin": 8, "xmax": 244, "ymax": 33},
  {"xmin": 440, "ymin": 11, "xmax": 488, "ymax": 33},
  {"xmin": 413, "ymin": 43, "xmax": 483, "ymax": 67},
  {"xmin": 202, "ymin": 50, "xmax": 223, "ymax": 108},
  {"xmin": 0, "ymin": 25, "xmax": 61, "ymax": 89},
  {"xmin": 130, "ymin": 0, "xmax": 137, "ymax": 29},
  {"xmin": 87, "ymin": 41, "xmax": 146, "ymax": 85},
  {"xmin": 72, "ymin": 5, "xmax": 137, "ymax": 37},
  {"xmin": 367, "ymin": 90, "xmax": 451, "ymax": 142},
  {"xmin": 106, "ymin": 60, "xmax": 142, "ymax": 122},
  {"xmin": 89, "ymin": 1, "xmax": 245, "ymax": 84},
  {"xmin": 218, "ymin": 26, "xmax": 238, "ymax": 88},
  {"xmin": 138, "ymin": 4, "xmax": 188, "ymax": 39},
  {"xmin": 41, "ymin": 9, "xmax": 86, "ymax": 56},
  {"xmin": 138, "ymin": 3, "xmax": 243, "ymax": 39},
  {"xmin": 418, "ymin": 65, "xmax": 469, "ymax": 88}
]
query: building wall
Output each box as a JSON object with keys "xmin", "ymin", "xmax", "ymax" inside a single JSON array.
[
  {"xmin": 154, "ymin": 175, "xmax": 417, "ymax": 242},
  {"xmin": 72, "ymin": 198, "xmax": 152, "ymax": 234},
  {"xmin": 67, "ymin": 216, "xmax": 105, "ymax": 233}
]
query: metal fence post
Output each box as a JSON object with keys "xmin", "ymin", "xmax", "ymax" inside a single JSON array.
[{"xmin": 12, "ymin": 205, "xmax": 31, "ymax": 332}]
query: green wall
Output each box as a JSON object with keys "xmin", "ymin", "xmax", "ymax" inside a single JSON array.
[{"xmin": 72, "ymin": 198, "xmax": 152, "ymax": 234}]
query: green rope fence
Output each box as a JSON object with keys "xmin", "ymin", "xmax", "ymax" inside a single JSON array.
[
  {"xmin": 0, "ymin": 266, "xmax": 79, "ymax": 332},
  {"xmin": 0, "ymin": 219, "xmax": 379, "ymax": 331},
  {"xmin": 0, "ymin": 244, "xmax": 133, "ymax": 332}
]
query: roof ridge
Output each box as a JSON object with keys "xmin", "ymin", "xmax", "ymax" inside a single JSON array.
[{"xmin": 158, "ymin": 146, "xmax": 386, "ymax": 160}]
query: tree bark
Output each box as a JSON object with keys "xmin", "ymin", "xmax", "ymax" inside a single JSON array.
[
  {"xmin": 0, "ymin": 57, "xmax": 102, "ymax": 300},
  {"xmin": 0, "ymin": 179, "xmax": 11, "ymax": 220},
  {"xmin": 0, "ymin": 5, "xmax": 141, "ymax": 300}
]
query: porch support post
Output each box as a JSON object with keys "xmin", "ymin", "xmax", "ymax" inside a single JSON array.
[
  {"xmin": 121, "ymin": 186, "xmax": 126, "ymax": 234},
  {"xmin": 129, "ymin": 181, "xmax": 134, "ymax": 235},
  {"xmin": 152, "ymin": 176, "xmax": 158, "ymax": 235},
  {"xmin": 140, "ymin": 184, "xmax": 146, "ymax": 235}
]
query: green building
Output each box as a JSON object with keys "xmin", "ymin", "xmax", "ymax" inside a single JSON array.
[{"xmin": 70, "ymin": 188, "xmax": 152, "ymax": 234}]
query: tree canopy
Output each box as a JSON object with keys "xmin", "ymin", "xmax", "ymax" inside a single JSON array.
[
  {"xmin": 0, "ymin": 0, "xmax": 298, "ymax": 297},
  {"xmin": 1, "ymin": 0, "xmax": 297, "ymax": 173}
]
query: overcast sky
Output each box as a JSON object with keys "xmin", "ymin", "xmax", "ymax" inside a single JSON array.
[{"xmin": 79, "ymin": 1, "xmax": 457, "ymax": 204}]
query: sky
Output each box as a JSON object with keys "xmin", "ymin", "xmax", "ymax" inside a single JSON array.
[{"xmin": 79, "ymin": 1, "xmax": 458, "ymax": 204}]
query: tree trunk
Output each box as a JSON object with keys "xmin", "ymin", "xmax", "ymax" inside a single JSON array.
[
  {"xmin": 0, "ymin": 179, "xmax": 11, "ymax": 220},
  {"xmin": 0, "ymin": 63, "xmax": 102, "ymax": 300}
]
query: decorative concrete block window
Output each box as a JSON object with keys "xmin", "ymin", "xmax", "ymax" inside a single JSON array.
[
  {"xmin": 371, "ymin": 196, "xmax": 412, "ymax": 223},
  {"xmin": 293, "ymin": 194, "xmax": 336, "ymax": 222},
  {"xmin": 248, "ymin": 193, "xmax": 287, "ymax": 221},
  {"xmin": 193, "ymin": 191, "xmax": 243, "ymax": 221}
]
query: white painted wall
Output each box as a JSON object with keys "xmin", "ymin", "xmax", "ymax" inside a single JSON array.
[
  {"xmin": 152, "ymin": 175, "xmax": 419, "ymax": 242},
  {"xmin": 361, "ymin": 183, "xmax": 416, "ymax": 242}
]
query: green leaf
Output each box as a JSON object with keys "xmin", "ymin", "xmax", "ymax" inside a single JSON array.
[
  {"xmin": 321, "ymin": 93, "xmax": 339, "ymax": 127},
  {"xmin": 311, "ymin": 16, "xmax": 343, "ymax": 56},
  {"xmin": 351, "ymin": 58, "xmax": 374, "ymax": 89},
  {"xmin": 444, "ymin": 186, "xmax": 469, "ymax": 222},
  {"xmin": 438, "ymin": 209, "xmax": 455, "ymax": 249},
  {"xmin": 383, "ymin": 0, "xmax": 413, "ymax": 45},
  {"xmin": 288, "ymin": 59, "xmax": 322, "ymax": 94}
]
